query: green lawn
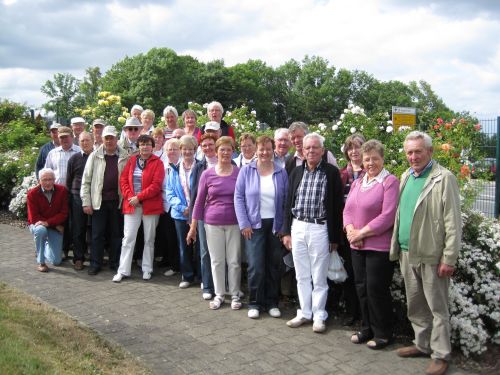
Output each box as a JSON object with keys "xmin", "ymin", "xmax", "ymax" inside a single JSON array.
[{"xmin": 0, "ymin": 283, "xmax": 150, "ymax": 375}]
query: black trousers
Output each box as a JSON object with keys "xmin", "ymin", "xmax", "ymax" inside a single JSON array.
[
  {"xmin": 327, "ymin": 242, "xmax": 360, "ymax": 319},
  {"xmin": 351, "ymin": 249, "xmax": 394, "ymax": 339}
]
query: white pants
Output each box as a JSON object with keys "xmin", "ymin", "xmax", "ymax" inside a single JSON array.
[
  {"xmin": 204, "ymin": 224, "xmax": 241, "ymax": 298},
  {"xmin": 291, "ymin": 219, "xmax": 330, "ymax": 321},
  {"xmin": 118, "ymin": 207, "xmax": 159, "ymax": 276}
]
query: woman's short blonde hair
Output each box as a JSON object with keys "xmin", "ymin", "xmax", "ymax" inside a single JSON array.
[
  {"xmin": 163, "ymin": 138, "xmax": 180, "ymax": 152},
  {"xmin": 361, "ymin": 139, "xmax": 384, "ymax": 159},
  {"xmin": 179, "ymin": 135, "xmax": 198, "ymax": 150},
  {"xmin": 151, "ymin": 127, "xmax": 164, "ymax": 137},
  {"xmin": 141, "ymin": 109, "xmax": 155, "ymax": 121},
  {"xmin": 215, "ymin": 136, "xmax": 235, "ymax": 152}
]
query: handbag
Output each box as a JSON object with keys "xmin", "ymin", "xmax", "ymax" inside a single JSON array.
[{"xmin": 327, "ymin": 250, "xmax": 348, "ymax": 283}]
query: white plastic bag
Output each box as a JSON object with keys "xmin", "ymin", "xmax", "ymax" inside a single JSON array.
[{"xmin": 327, "ymin": 250, "xmax": 348, "ymax": 283}]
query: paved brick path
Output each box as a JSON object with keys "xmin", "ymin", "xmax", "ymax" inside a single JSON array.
[{"xmin": 0, "ymin": 224, "xmax": 475, "ymax": 374}]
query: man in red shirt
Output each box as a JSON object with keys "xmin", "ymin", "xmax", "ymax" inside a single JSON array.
[{"xmin": 27, "ymin": 168, "xmax": 69, "ymax": 272}]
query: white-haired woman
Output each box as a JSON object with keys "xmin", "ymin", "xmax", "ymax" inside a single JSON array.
[{"xmin": 163, "ymin": 106, "xmax": 179, "ymax": 140}]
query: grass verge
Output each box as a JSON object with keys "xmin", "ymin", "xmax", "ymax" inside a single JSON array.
[{"xmin": 0, "ymin": 283, "xmax": 150, "ymax": 375}]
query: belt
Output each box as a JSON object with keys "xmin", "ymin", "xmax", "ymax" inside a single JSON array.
[{"xmin": 295, "ymin": 217, "xmax": 326, "ymax": 225}]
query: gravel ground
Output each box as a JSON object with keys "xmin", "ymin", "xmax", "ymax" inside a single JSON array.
[{"xmin": 0, "ymin": 210, "xmax": 27, "ymax": 228}]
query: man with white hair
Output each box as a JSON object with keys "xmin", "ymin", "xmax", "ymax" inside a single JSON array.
[
  {"xmin": 201, "ymin": 101, "xmax": 235, "ymax": 141},
  {"xmin": 390, "ymin": 131, "xmax": 461, "ymax": 375},
  {"xmin": 27, "ymin": 168, "xmax": 69, "ymax": 272},
  {"xmin": 273, "ymin": 127, "xmax": 292, "ymax": 168},
  {"xmin": 130, "ymin": 104, "xmax": 143, "ymax": 120},
  {"xmin": 282, "ymin": 133, "xmax": 343, "ymax": 333},
  {"xmin": 66, "ymin": 131, "xmax": 94, "ymax": 270},
  {"xmin": 285, "ymin": 121, "xmax": 337, "ymax": 175}
]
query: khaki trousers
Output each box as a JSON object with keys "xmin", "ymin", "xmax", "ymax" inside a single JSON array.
[
  {"xmin": 400, "ymin": 251, "xmax": 451, "ymax": 360},
  {"xmin": 204, "ymin": 224, "xmax": 241, "ymax": 299}
]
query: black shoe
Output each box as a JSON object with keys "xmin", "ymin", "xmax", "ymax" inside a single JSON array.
[{"xmin": 87, "ymin": 267, "xmax": 100, "ymax": 275}]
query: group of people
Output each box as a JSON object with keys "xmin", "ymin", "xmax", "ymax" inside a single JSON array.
[{"xmin": 28, "ymin": 100, "xmax": 460, "ymax": 375}]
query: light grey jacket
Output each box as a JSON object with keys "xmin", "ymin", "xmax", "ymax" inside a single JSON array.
[
  {"xmin": 81, "ymin": 145, "xmax": 129, "ymax": 210},
  {"xmin": 389, "ymin": 162, "xmax": 461, "ymax": 267}
]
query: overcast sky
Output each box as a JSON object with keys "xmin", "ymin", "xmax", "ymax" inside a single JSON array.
[{"xmin": 1, "ymin": 0, "xmax": 499, "ymax": 117}]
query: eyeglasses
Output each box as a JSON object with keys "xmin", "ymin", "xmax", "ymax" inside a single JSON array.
[{"xmin": 127, "ymin": 127, "xmax": 139, "ymax": 132}]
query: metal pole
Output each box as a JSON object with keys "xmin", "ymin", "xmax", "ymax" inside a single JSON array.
[{"xmin": 495, "ymin": 116, "xmax": 500, "ymax": 218}]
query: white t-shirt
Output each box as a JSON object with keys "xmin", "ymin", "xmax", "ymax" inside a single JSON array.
[{"xmin": 259, "ymin": 174, "xmax": 275, "ymax": 219}]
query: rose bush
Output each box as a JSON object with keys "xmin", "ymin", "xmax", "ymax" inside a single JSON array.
[{"xmin": 75, "ymin": 91, "xmax": 129, "ymax": 129}]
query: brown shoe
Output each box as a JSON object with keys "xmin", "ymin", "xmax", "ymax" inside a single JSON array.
[
  {"xmin": 396, "ymin": 345, "xmax": 429, "ymax": 358},
  {"xmin": 37, "ymin": 264, "xmax": 49, "ymax": 272},
  {"xmin": 74, "ymin": 260, "xmax": 84, "ymax": 270},
  {"xmin": 425, "ymin": 359, "xmax": 448, "ymax": 375}
]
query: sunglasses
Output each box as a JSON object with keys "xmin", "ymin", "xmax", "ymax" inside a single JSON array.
[{"xmin": 127, "ymin": 127, "xmax": 139, "ymax": 132}]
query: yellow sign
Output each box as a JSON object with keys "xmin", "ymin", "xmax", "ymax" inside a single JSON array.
[{"xmin": 392, "ymin": 106, "xmax": 416, "ymax": 128}]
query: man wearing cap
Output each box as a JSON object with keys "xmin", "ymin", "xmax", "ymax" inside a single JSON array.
[
  {"xmin": 71, "ymin": 117, "xmax": 86, "ymax": 145},
  {"xmin": 195, "ymin": 121, "xmax": 222, "ymax": 160},
  {"xmin": 66, "ymin": 131, "xmax": 94, "ymax": 270},
  {"xmin": 119, "ymin": 117, "xmax": 142, "ymax": 156},
  {"xmin": 45, "ymin": 126, "xmax": 81, "ymax": 186},
  {"xmin": 27, "ymin": 168, "xmax": 69, "ymax": 272},
  {"xmin": 92, "ymin": 119, "xmax": 106, "ymax": 148},
  {"xmin": 35, "ymin": 122, "xmax": 60, "ymax": 179},
  {"xmin": 120, "ymin": 105, "xmax": 144, "ymax": 141},
  {"xmin": 81, "ymin": 125, "xmax": 129, "ymax": 275}
]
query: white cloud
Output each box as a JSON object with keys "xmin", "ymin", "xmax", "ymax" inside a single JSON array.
[{"xmin": 0, "ymin": 0, "xmax": 499, "ymax": 115}]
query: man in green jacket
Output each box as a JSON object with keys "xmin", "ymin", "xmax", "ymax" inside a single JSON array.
[{"xmin": 390, "ymin": 131, "xmax": 461, "ymax": 375}]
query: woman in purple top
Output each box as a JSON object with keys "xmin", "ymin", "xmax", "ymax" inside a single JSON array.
[
  {"xmin": 343, "ymin": 139, "xmax": 399, "ymax": 350},
  {"xmin": 187, "ymin": 136, "xmax": 242, "ymax": 310},
  {"xmin": 234, "ymin": 135, "xmax": 288, "ymax": 320}
]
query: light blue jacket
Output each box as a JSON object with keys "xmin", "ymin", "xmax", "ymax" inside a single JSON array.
[
  {"xmin": 166, "ymin": 161, "xmax": 201, "ymax": 221},
  {"xmin": 234, "ymin": 160, "xmax": 288, "ymax": 234}
]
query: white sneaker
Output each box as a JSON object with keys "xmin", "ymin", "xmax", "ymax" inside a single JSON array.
[
  {"xmin": 163, "ymin": 269, "xmax": 176, "ymax": 277},
  {"xmin": 268, "ymin": 308, "xmax": 281, "ymax": 318},
  {"xmin": 248, "ymin": 309, "xmax": 260, "ymax": 319},
  {"xmin": 112, "ymin": 273, "xmax": 123, "ymax": 283},
  {"xmin": 179, "ymin": 281, "xmax": 191, "ymax": 289},
  {"xmin": 286, "ymin": 316, "xmax": 311, "ymax": 328},
  {"xmin": 202, "ymin": 292, "xmax": 213, "ymax": 300},
  {"xmin": 143, "ymin": 271, "xmax": 152, "ymax": 280},
  {"xmin": 313, "ymin": 320, "xmax": 326, "ymax": 333}
]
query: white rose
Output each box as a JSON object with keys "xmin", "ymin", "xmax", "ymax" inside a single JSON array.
[
  {"xmin": 387, "ymin": 120, "xmax": 393, "ymax": 125},
  {"xmin": 318, "ymin": 123, "xmax": 326, "ymax": 131},
  {"xmin": 251, "ymin": 110, "xmax": 256, "ymax": 116},
  {"xmin": 337, "ymin": 121, "xmax": 342, "ymax": 126},
  {"xmin": 350, "ymin": 127, "xmax": 356, "ymax": 134},
  {"xmin": 386, "ymin": 126, "xmax": 394, "ymax": 133},
  {"xmin": 340, "ymin": 114, "xmax": 345, "ymax": 120},
  {"xmin": 332, "ymin": 125, "xmax": 339, "ymax": 131}
]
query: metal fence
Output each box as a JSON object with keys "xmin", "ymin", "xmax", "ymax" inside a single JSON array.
[{"xmin": 473, "ymin": 117, "xmax": 499, "ymax": 218}]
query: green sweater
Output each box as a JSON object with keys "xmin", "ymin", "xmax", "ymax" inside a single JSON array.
[{"xmin": 398, "ymin": 167, "xmax": 431, "ymax": 250}]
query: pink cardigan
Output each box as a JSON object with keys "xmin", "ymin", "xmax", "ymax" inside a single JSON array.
[{"xmin": 343, "ymin": 174, "xmax": 399, "ymax": 252}]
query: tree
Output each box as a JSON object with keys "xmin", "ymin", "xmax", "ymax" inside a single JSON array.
[
  {"xmin": 40, "ymin": 73, "xmax": 82, "ymax": 124},
  {"xmin": 79, "ymin": 67, "xmax": 102, "ymax": 106}
]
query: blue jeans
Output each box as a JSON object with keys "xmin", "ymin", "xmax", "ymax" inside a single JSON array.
[
  {"xmin": 90, "ymin": 200, "xmax": 122, "ymax": 269},
  {"xmin": 71, "ymin": 194, "xmax": 89, "ymax": 262},
  {"xmin": 198, "ymin": 220, "xmax": 214, "ymax": 294},
  {"xmin": 174, "ymin": 219, "xmax": 195, "ymax": 282},
  {"xmin": 30, "ymin": 224, "xmax": 63, "ymax": 265},
  {"xmin": 245, "ymin": 218, "xmax": 283, "ymax": 310}
]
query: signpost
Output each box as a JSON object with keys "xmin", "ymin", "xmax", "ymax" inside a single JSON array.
[{"xmin": 392, "ymin": 106, "xmax": 416, "ymax": 129}]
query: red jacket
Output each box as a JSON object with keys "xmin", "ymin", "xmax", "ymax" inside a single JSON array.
[
  {"xmin": 120, "ymin": 154, "xmax": 165, "ymax": 215},
  {"xmin": 27, "ymin": 184, "xmax": 69, "ymax": 226}
]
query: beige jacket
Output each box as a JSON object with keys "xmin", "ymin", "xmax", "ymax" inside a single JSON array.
[
  {"xmin": 389, "ymin": 162, "xmax": 461, "ymax": 266},
  {"xmin": 81, "ymin": 145, "xmax": 129, "ymax": 210}
]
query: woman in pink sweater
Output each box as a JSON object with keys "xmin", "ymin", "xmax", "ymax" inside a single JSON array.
[{"xmin": 343, "ymin": 139, "xmax": 399, "ymax": 350}]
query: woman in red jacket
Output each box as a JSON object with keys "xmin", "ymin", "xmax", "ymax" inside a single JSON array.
[{"xmin": 113, "ymin": 135, "xmax": 165, "ymax": 282}]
